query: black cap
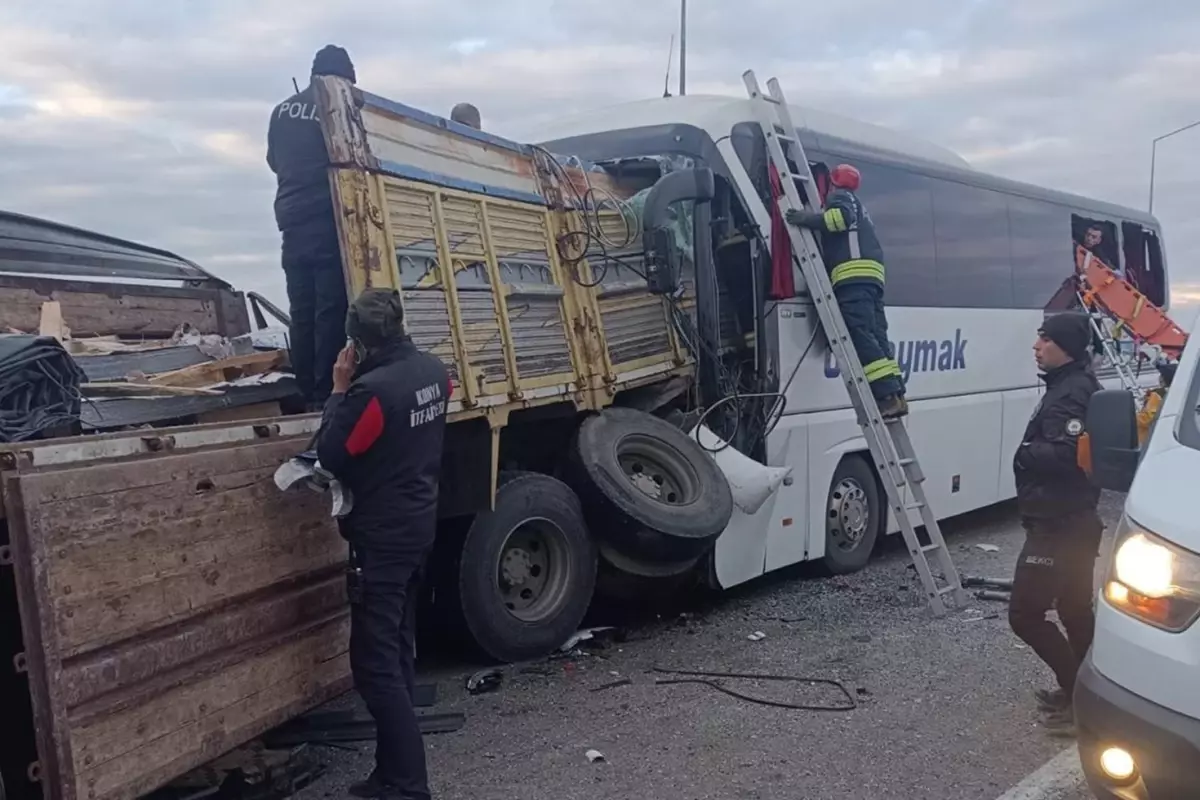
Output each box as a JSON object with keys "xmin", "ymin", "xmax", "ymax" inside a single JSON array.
[
  {"xmin": 1038, "ymin": 312, "xmax": 1092, "ymax": 362},
  {"xmin": 312, "ymin": 45, "xmax": 356, "ymax": 83},
  {"xmin": 346, "ymin": 289, "xmax": 404, "ymax": 346}
]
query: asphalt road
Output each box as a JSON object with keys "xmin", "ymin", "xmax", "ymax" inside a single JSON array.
[{"xmin": 294, "ymin": 493, "xmax": 1125, "ymax": 800}]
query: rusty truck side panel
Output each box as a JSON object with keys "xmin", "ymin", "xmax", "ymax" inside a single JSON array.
[{"xmin": 1, "ymin": 420, "xmax": 348, "ymax": 800}]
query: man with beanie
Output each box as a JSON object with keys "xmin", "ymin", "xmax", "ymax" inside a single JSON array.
[
  {"xmin": 267, "ymin": 45, "xmax": 358, "ymax": 409},
  {"xmin": 316, "ymin": 289, "xmax": 450, "ymax": 800},
  {"xmin": 1010, "ymin": 311, "xmax": 1103, "ymax": 737}
]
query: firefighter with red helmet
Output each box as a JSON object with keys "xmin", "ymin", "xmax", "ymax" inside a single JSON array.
[{"xmin": 786, "ymin": 163, "xmax": 906, "ymax": 417}]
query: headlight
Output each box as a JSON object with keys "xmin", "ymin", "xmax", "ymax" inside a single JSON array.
[{"xmin": 1105, "ymin": 517, "xmax": 1200, "ymax": 631}]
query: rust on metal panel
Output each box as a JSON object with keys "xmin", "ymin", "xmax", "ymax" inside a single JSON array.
[
  {"xmin": 4, "ymin": 436, "xmax": 351, "ymax": 800},
  {"xmin": 313, "ymin": 76, "xmax": 375, "ymax": 169}
]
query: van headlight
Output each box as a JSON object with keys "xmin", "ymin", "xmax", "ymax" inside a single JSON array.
[{"xmin": 1105, "ymin": 517, "xmax": 1200, "ymax": 631}]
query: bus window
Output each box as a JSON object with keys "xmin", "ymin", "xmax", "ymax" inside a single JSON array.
[
  {"xmin": 931, "ymin": 180, "xmax": 1015, "ymax": 308},
  {"xmin": 1008, "ymin": 196, "xmax": 1072, "ymax": 309},
  {"xmin": 852, "ymin": 161, "xmax": 937, "ymax": 307},
  {"xmin": 1072, "ymin": 215, "xmax": 1121, "ymax": 273},
  {"xmin": 1144, "ymin": 229, "xmax": 1166, "ymax": 307}
]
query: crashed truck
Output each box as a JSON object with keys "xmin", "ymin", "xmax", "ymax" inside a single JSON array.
[{"xmin": 0, "ymin": 75, "xmax": 975, "ymax": 800}]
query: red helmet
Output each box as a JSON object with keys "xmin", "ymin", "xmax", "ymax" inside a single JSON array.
[{"xmin": 829, "ymin": 163, "xmax": 861, "ymax": 191}]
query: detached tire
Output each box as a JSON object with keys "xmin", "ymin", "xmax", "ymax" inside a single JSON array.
[
  {"xmin": 457, "ymin": 471, "xmax": 597, "ymax": 663},
  {"xmin": 573, "ymin": 407, "xmax": 733, "ymax": 563},
  {"xmin": 821, "ymin": 455, "xmax": 881, "ymax": 575}
]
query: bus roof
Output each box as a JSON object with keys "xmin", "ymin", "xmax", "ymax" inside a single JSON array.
[{"xmin": 524, "ymin": 94, "xmax": 1158, "ymax": 228}]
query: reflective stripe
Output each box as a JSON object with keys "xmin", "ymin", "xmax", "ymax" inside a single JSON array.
[
  {"xmin": 824, "ymin": 208, "xmax": 847, "ymax": 232},
  {"xmin": 848, "ymin": 229, "xmax": 861, "ymax": 259},
  {"xmin": 830, "ymin": 259, "xmax": 885, "ymax": 285},
  {"xmin": 884, "ymin": 359, "xmax": 903, "ymax": 378},
  {"xmin": 863, "ymin": 358, "xmax": 894, "ymax": 382}
]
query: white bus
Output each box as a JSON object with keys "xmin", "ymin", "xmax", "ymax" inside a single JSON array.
[{"xmin": 530, "ymin": 93, "xmax": 1168, "ymax": 585}]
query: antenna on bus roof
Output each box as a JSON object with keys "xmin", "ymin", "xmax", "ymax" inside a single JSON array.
[
  {"xmin": 292, "ymin": 77, "xmax": 300, "ymax": 93},
  {"xmin": 662, "ymin": 34, "xmax": 675, "ymax": 98}
]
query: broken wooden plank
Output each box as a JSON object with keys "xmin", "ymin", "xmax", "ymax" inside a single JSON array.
[
  {"xmin": 197, "ymin": 401, "xmax": 282, "ymax": 423},
  {"xmin": 39, "ymin": 300, "xmax": 70, "ymax": 341},
  {"xmin": 74, "ymin": 346, "xmax": 213, "ymax": 382},
  {"xmin": 80, "ymin": 382, "xmax": 223, "ymax": 398},
  {"xmin": 80, "ymin": 380, "xmax": 299, "ymax": 430},
  {"xmin": 149, "ymin": 351, "xmax": 286, "ymax": 389},
  {"xmin": 0, "ymin": 275, "xmax": 251, "ymax": 338}
]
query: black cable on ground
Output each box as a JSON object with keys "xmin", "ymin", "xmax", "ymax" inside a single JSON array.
[{"xmin": 651, "ymin": 667, "xmax": 857, "ymax": 712}]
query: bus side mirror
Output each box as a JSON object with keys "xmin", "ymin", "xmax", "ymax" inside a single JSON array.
[
  {"xmin": 1087, "ymin": 389, "xmax": 1140, "ymax": 492},
  {"xmin": 641, "ymin": 168, "xmax": 715, "ymax": 295}
]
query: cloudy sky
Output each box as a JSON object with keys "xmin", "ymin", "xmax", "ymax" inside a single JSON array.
[{"xmin": 2, "ymin": 0, "xmax": 1199, "ymax": 325}]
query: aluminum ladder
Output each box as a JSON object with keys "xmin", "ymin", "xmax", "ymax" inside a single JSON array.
[
  {"xmin": 1077, "ymin": 291, "xmax": 1146, "ymax": 406},
  {"xmin": 743, "ymin": 70, "xmax": 967, "ymax": 616}
]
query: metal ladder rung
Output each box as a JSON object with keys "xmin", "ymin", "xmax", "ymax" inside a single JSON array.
[
  {"xmin": 920, "ymin": 543, "xmax": 942, "ymax": 554},
  {"xmin": 937, "ymin": 585, "xmax": 960, "ymax": 596}
]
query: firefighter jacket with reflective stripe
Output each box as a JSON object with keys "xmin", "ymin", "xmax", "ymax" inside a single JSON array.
[
  {"xmin": 788, "ymin": 187, "xmax": 885, "ymax": 288},
  {"xmin": 1013, "ymin": 359, "xmax": 1102, "ymax": 521}
]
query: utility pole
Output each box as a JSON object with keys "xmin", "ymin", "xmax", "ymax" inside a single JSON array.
[
  {"xmin": 679, "ymin": 0, "xmax": 687, "ymax": 96},
  {"xmin": 1149, "ymin": 119, "xmax": 1200, "ymax": 214}
]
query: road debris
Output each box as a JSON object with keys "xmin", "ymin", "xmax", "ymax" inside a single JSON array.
[
  {"xmin": 466, "ymin": 668, "xmax": 504, "ymax": 695},
  {"xmin": 652, "ymin": 667, "xmax": 857, "ymax": 712},
  {"xmin": 975, "ymin": 543, "xmax": 1002, "ymax": 553},
  {"xmin": 585, "ymin": 749, "xmax": 606, "ymax": 764},
  {"xmin": 746, "ymin": 631, "xmax": 767, "ymax": 641}
]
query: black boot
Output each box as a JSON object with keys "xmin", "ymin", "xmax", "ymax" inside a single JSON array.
[
  {"xmin": 349, "ymin": 771, "xmax": 398, "ymax": 799},
  {"xmin": 878, "ymin": 393, "xmax": 907, "ymax": 419}
]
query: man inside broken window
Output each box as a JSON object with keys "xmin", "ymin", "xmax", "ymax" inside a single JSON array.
[
  {"xmin": 785, "ymin": 163, "xmax": 907, "ymax": 418},
  {"xmin": 267, "ymin": 45, "xmax": 355, "ymax": 410}
]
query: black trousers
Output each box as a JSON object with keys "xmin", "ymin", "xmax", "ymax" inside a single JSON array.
[
  {"xmin": 281, "ymin": 227, "xmax": 348, "ymax": 407},
  {"xmin": 1008, "ymin": 511, "xmax": 1103, "ymax": 698},
  {"xmin": 835, "ymin": 282, "xmax": 903, "ymax": 400},
  {"xmin": 349, "ymin": 546, "xmax": 430, "ymax": 800}
]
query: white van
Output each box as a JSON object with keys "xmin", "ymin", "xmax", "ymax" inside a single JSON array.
[{"xmin": 1078, "ymin": 336, "xmax": 1200, "ymax": 798}]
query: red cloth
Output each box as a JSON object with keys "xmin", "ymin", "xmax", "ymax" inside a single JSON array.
[{"xmin": 768, "ymin": 163, "xmax": 796, "ymax": 300}]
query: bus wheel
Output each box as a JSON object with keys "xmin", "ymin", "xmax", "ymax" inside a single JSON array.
[
  {"xmin": 458, "ymin": 471, "xmax": 597, "ymax": 663},
  {"xmin": 821, "ymin": 455, "xmax": 881, "ymax": 575}
]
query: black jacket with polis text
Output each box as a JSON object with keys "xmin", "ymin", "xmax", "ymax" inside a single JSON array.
[
  {"xmin": 266, "ymin": 84, "xmax": 336, "ymax": 234},
  {"xmin": 316, "ymin": 338, "xmax": 451, "ymax": 554},
  {"xmin": 1013, "ymin": 359, "xmax": 1102, "ymax": 520}
]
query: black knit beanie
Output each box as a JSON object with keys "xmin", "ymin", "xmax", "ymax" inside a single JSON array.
[
  {"xmin": 1039, "ymin": 312, "xmax": 1092, "ymax": 362},
  {"xmin": 346, "ymin": 289, "xmax": 405, "ymax": 347},
  {"xmin": 312, "ymin": 45, "xmax": 356, "ymax": 83}
]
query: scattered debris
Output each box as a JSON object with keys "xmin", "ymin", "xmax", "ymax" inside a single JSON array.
[
  {"xmin": 963, "ymin": 575, "xmax": 1014, "ymax": 590},
  {"xmin": 975, "ymin": 543, "xmax": 1001, "ymax": 553},
  {"xmin": 976, "ymin": 589, "xmax": 1011, "ymax": 603},
  {"xmin": 746, "ymin": 631, "xmax": 767, "ymax": 642},
  {"xmin": 585, "ymin": 749, "xmax": 606, "ymax": 764},
  {"xmin": 559, "ymin": 626, "xmax": 617, "ymax": 653},
  {"xmin": 590, "ymin": 677, "xmax": 633, "ymax": 693},
  {"xmin": 653, "ymin": 667, "xmax": 857, "ymax": 712},
  {"xmin": 466, "ymin": 668, "xmax": 504, "ymax": 695},
  {"xmin": 263, "ymin": 709, "xmax": 464, "ymax": 748}
]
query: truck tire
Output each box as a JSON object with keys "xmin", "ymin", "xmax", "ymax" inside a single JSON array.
[
  {"xmin": 821, "ymin": 455, "xmax": 882, "ymax": 575},
  {"xmin": 572, "ymin": 407, "xmax": 733, "ymax": 563},
  {"xmin": 457, "ymin": 471, "xmax": 597, "ymax": 663}
]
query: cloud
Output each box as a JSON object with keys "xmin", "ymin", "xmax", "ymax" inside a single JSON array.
[{"xmin": 0, "ymin": 0, "xmax": 1197, "ymax": 321}]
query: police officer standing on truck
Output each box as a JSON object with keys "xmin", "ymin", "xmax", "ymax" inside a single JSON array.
[
  {"xmin": 1009, "ymin": 312, "xmax": 1103, "ymax": 737},
  {"xmin": 316, "ymin": 289, "xmax": 450, "ymax": 800},
  {"xmin": 267, "ymin": 45, "xmax": 356, "ymax": 410},
  {"xmin": 785, "ymin": 163, "xmax": 906, "ymax": 418}
]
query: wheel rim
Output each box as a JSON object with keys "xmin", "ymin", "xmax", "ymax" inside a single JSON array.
[
  {"xmin": 495, "ymin": 517, "xmax": 572, "ymax": 623},
  {"xmin": 827, "ymin": 477, "xmax": 870, "ymax": 552},
  {"xmin": 615, "ymin": 433, "xmax": 700, "ymax": 506}
]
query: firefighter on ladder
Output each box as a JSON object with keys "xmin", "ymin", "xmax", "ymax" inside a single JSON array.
[{"xmin": 786, "ymin": 164, "xmax": 907, "ymax": 418}]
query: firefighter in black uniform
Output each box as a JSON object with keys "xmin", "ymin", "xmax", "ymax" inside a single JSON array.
[
  {"xmin": 1009, "ymin": 312, "xmax": 1102, "ymax": 737},
  {"xmin": 267, "ymin": 45, "xmax": 356, "ymax": 409},
  {"xmin": 316, "ymin": 289, "xmax": 450, "ymax": 800},
  {"xmin": 785, "ymin": 164, "xmax": 906, "ymax": 417}
]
